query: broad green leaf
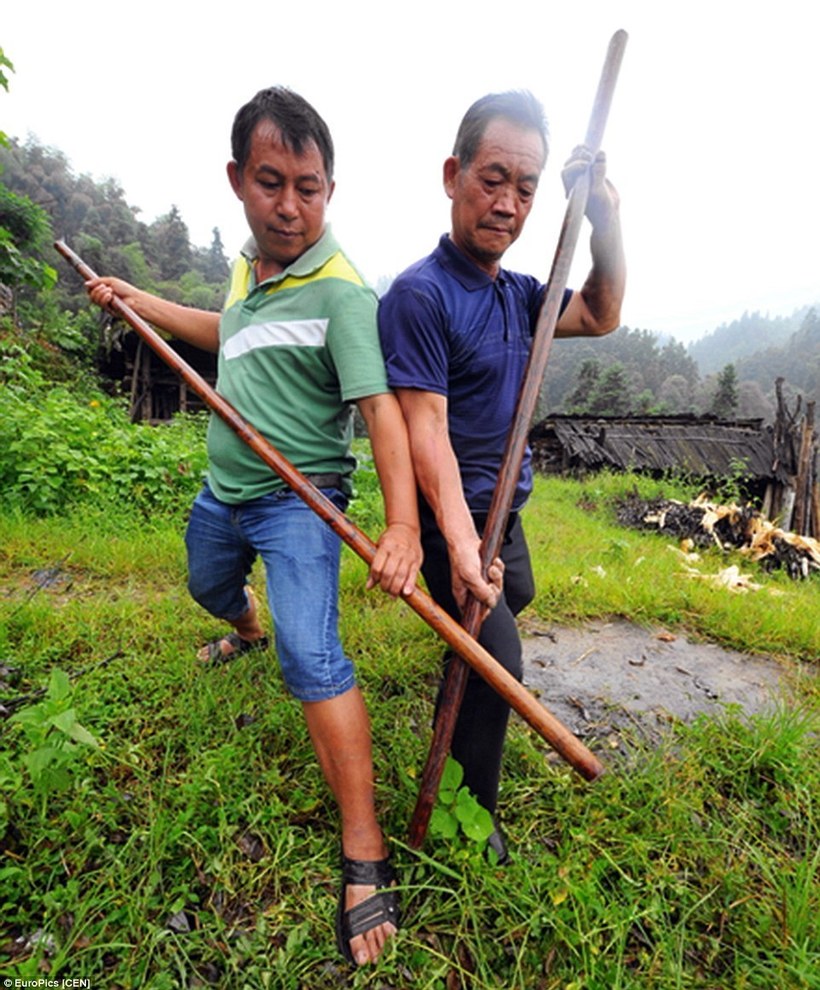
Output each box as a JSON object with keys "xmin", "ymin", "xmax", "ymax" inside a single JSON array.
[
  {"xmin": 48, "ymin": 669, "xmax": 72, "ymax": 703},
  {"xmin": 51, "ymin": 710, "xmax": 99, "ymax": 748},
  {"xmin": 440, "ymin": 757, "xmax": 463, "ymax": 791},
  {"xmin": 429, "ymin": 805, "xmax": 458, "ymax": 839}
]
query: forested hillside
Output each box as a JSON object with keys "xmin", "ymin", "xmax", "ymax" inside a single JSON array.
[
  {"xmin": 735, "ymin": 309, "xmax": 820, "ymax": 403},
  {"xmin": 688, "ymin": 309, "xmax": 809, "ymax": 374},
  {"xmin": 1, "ymin": 133, "xmax": 818, "ymax": 423},
  {"xmin": 539, "ymin": 305, "xmax": 819, "ymax": 423},
  {"xmin": 0, "ymin": 137, "xmax": 230, "ymax": 317}
]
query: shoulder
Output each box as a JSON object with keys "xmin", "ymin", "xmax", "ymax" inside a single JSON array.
[
  {"xmin": 380, "ymin": 250, "xmax": 451, "ymax": 320},
  {"xmin": 503, "ymin": 267, "xmax": 543, "ymax": 301},
  {"xmin": 305, "ymin": 248, "xmax": 378, "ymax": 324},
  {"xmin": 319, "ymin": 245, "xmax": 372, "ymax": 291}
]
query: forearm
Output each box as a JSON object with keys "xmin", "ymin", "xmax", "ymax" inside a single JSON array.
[
  {"xmin": 392, "ymin": 388, "xmax": 476, "ymax": 544},
  {"xmin": 409, "ymin": 415, "xmax": 506, "ymax": 611},
  {"xmin": 556, "ymin": 209, "xmax": 625, "ymax": 338},
  {"xmin": 407, "ymin": 414, "xmax": 479, "ymax": 553},
  {"xmin": 357, "ymin": 393, "xmax": 423, "ymax": 597},
  {"xmin": 86, "ymin": 277, "xmax": 220, "ymax": 352},
  {"xmin": 581, "ymin": 208, "xmax": 626, "ymax": 330},
  {"xmin": 394, "ymin": 387, "xmax": 502, "ymax": 610},
  {"xmin": 557, "ymin": 150, "xmax": 626, "ymax": 338},
  {"xmin": 127, "ymin": 290, "xmax": 221, "ymax": 352},
  {"xmin": 357, "ymin": 394, "xmax": 420, "ymax": 532}
]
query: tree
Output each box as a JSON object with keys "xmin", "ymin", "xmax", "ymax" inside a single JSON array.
[
  {"xmin": 0, "ymin": 183, "xmax": 57, "ymax": 314},
  {"xmin": 657, "ymin": 373, "xmax": 694, "ymax": 413},
  {"xmin": 566, "ymin": 358, "xmax": 601, "ymax": 413},
  {"xmin": 710, "ymin": 363, "xmax": 739, "ymax": 419},
  {"xmin": 736, "ymin": 380, "xmax": 774, "ymax": 422},
  {"xmin": 633, "ymin": 389, "xmax": 656, "ymax": 415},
  {"xmin": 149, "ymin": 205, "xmax": 192, "ymax": 280},
  {"xmin": 0, "ymin": 47, "xmax": 14, "ymax": 148},
  {"xmin": 202, "ymin": 227, "xmax": 229, "ymax": 282},
  {"xmin": 0, "ymin": 49, "xmax": 56, "ymax": 314},
  {"xmin": 588, "ymin": 362, "xmax": 632, "ymax": 416}
]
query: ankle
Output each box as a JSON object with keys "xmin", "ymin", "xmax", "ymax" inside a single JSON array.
[{"xmin": 341, "ymin": 827, "xmax": 388, "ymax": 863}]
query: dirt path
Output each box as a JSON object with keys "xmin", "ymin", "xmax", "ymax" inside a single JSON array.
[{"xmin": 521, "ymin": 618, "xmax": 797, "ymax": 748}]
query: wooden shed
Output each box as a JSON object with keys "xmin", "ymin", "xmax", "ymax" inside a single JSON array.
[
  {"xmin": 101, "ymin": 331, "xmax": 217, "ymax": 424},
  {"xmin": 530, "ymin": 399, "xmax": 818, "ymax": 540},
  {"xmin": 529, "ymin": 414, "xmax": 774, "ymax": 479}
]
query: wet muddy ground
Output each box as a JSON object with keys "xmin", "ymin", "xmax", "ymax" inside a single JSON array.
[{"xmin": 520, "ymin": 617, "xmax": 801, "ymax": 748}]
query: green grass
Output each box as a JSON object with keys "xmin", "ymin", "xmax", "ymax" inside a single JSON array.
[{"xmin": 0, "ymin": 471, "xmax": 818, "ymax": 989}]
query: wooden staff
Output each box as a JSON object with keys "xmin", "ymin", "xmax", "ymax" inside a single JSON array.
[
  {"xmin": 408, "ymin": 29, "xmax": 628, "ymax": 847},
  {"xmin": 55, "ymin": 239, "xmax": 605, "ymax": 783}
]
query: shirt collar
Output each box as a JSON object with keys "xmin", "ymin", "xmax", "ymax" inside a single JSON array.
[
  {"xmin": 240, "ymin": 225, "xmax": 339, "ymax": 284},
  {"xmin": 433, "ymin": 233, "xmax": 508, "ymax": 290}
]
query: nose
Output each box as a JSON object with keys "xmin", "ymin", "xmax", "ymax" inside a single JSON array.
[
  {"xmin": 492, "ymin": 185, "xmax": 516, "ymax": 216},
  {"xmin": 276, "ymin": 184, "xmax": 299, "ymax": 219}
]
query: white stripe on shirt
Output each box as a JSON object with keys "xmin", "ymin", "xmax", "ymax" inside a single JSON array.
[{"xmin": 223, "ymin": 318, "xmax": 329, "ymax": 359}]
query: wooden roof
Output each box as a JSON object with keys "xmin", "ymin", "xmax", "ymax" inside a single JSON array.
[{"xmin": 530, "ymin": 414, "xmax": 775, "ymax": 479}]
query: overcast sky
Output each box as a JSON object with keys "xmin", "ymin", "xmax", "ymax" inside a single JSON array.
[{"xmin": 3, "ymin": 1, "xmax": 818, "ymax": 343}]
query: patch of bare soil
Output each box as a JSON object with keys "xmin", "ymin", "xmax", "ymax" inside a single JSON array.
[{"xmin": 521, "ymin": 618, "xmax": 799, "ymax": 749}]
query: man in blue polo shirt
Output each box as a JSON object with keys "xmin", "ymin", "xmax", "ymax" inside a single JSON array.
[{"xmin": 378, "ymin": 91, "xmax": 625, "ymax": 860}]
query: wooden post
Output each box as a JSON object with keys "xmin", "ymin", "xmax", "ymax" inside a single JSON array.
[{"xmin": 793, "ymin": 402, "xmax": 815, "ymax": 536}]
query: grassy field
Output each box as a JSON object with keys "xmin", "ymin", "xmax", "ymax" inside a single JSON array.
[{"xmin": 1, "ymin": 470, "xmax": 818, "ymax": 989}]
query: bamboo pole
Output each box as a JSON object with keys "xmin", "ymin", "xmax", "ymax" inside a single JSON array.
[
  {"xmin": 408, "ymin": 29, "xmax": 627, "ymax": 847},
  {"xmin": 55, "ymin": 239, "xmax": 605, "ymax": 785}
]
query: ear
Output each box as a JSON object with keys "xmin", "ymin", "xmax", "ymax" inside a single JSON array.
[
  {"xmin": 443, "ymin": 156, "xmax": 460, "ymax": 200},
  {"xmin": 326, "ymin": 179, "xmax": 336, "ymax": 204},
  {"xmin": 227, "ymin": 160, "xmax": 243, "ymax": 200}
]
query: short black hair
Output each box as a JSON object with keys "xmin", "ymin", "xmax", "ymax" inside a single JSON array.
[
  {"xmin": 231, "ymin": 87, "xmax": 335, "ymax": 180},
  {"xmin": 453, "ymin": 90, "xmax": 549, "ymax": 168}
]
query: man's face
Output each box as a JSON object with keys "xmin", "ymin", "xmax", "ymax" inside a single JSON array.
[
  {"xmin": 227, "ymin": 119, "xmax": 334, "ymax": 278},
  {"xmin": 444, "ymin": 117, "xmax": 545, "ymax": 277}
]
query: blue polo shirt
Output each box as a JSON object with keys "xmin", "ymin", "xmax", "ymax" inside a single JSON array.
[{"xmin": 378, "ymin": 234, "xmax": 571, "ymax": 512}]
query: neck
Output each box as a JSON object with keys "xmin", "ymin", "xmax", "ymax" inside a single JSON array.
[
  {"xmin": 448, "ymin": 233, "xmax": 500, "ymax": 279},
  {"xmin": 255, "ymin": 257, "xmax": 285, "ymax": 282}
]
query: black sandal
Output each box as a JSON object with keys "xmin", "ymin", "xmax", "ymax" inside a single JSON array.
[
  {"xmin": 199, "ymin": 632, "xmax": 269, "ymax": 665},
  {"xmin": 335, "ymin": 854, "xmax": 400, "ymax": 965}
]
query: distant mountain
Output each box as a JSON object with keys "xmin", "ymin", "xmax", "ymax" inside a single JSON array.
[
  {"xmin": 687, "ymin": 308, "xmax": 814, "ymax": 376},
  {"xmin": 735, "ymin": 308, "xmax": 820, "ymax": 406}
]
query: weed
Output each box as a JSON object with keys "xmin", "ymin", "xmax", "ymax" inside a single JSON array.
[
  {"xmin": 429, "ymin": 757, "xmax": 496, "ymax": 859},
  {"xmin": 0, "ymin": 342, "xmax": 207, "ymax": 518},
  {"xmin": 7, "ymin": 668, "xmax": 99, "ymax": 814}
]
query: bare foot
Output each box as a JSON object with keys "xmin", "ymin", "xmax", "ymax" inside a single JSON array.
[
  {"xmin": 338, "ymin": 841, "xmax": 399, "ymax": 965},
  {"xmin": 345, "ymin": 881, "xmax": 398, "ymax": 965}
]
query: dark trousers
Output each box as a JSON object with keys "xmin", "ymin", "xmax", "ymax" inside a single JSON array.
[{"xmin": 420, "ymin": 501, "xmax": 535, "ymax": 814}]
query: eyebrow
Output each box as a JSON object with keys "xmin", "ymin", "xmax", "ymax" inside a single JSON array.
[
  {"xmin": 256, "ymin": 164, "xmax": 323, "ymax": 184},
  {"xmin": 481, "ymin": 162, "xmax": 540, "ymax": 186}
]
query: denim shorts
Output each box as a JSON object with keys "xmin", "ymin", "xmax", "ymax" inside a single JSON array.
[{"xmin": 185, "ymin": 484, "xmax": 355, "ymax": 702}]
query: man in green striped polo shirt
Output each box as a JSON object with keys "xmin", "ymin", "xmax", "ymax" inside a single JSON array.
[{"xmin": 86, "ymin": 87, "xmax": 421, "ymax": 967}]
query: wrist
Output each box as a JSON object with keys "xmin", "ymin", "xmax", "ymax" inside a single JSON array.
[{"xmin": 384, "ymin": 520, "xmax": 420, "ymax": 535}]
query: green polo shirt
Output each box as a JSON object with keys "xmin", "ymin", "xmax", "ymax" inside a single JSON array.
[{"xmin": 206, "ymin": 227, "xmax": 387, "ymax": 503}]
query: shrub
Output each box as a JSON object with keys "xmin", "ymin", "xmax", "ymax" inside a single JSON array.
[{"xmin": 0, "ymin": 341, "xmax": 207, "ymax": 517}]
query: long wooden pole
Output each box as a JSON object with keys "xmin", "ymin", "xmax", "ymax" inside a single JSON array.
[
  {"xmin": 408, "ymin": 29, "xmax": 627, "ymax": 847},
  {"xmin": 55, "ymin": 239, "xmax": 605, "ymax": 783}
]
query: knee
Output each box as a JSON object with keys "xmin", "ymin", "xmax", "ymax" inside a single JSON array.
[
  {"xmin": 478, "ymin": 626, "xmax": 523, "ymax": 682},
  {"xmin": 506, "ymin": 571, "xmax": 535, "ymax": 617},
  {"xmin": 187, "ymin": 571, "xmax": 220, "ymax": 616},
  {"xmin": 186, "ymin": 572, "xmax": 210, "ymax": 610},
  {"xmin": 187, "ymin": 570, "xmax": 248, "ymax": 622}
]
